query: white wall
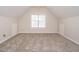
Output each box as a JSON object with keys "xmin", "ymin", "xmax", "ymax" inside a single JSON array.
[
  {"xmin": 18, "ymin": 7, "xmax": 58, "ymax": 33},
  {"xmin": 59, "ymin": 16, "xmax": 79, "ymax": 44},
  {"xmin": 0, "ymin": 16, "xmax": 18, "ymax": 44}
]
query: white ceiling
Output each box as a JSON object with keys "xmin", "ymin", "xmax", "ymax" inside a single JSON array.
[
  {"xmin": 0, "ymin": 6, "xmax": 79, "ymax": 19},
  {"xmin": 0, "ymin": 6, "xmax": 29, "ymax": 18},
  {"xmin": 48, "ymin": 6, "xmax": 79, "ymax": 19}
]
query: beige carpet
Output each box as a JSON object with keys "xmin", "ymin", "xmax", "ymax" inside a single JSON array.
[{"xmin": 0, "ymin": 33, "xmax": 79, "ymax": 52}]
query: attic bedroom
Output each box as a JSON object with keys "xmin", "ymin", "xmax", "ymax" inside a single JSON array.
[{"xmin": 0, "ymin": 6, "xmax": 79, "ymax": 52}]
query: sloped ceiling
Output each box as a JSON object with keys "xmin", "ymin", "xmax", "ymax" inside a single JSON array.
[
  {"xmin": 0, "ymin": 6, "xmax": 79, "ymax": 19},
  {"xmin": 48, "ymin": 6, "xmax": 79, "ymax": 19},
  {"xmin": 0, "ymin": 6, "xmax": 30, "ymax": 18}
]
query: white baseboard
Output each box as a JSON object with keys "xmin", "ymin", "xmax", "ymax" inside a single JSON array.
[
  {"xmin": 59, "ymin": 33, "xmax": 79, "ymax": 45},
  {"xmin": 0, "ymin": 33, "xmax": 18, "ymax": 44}
]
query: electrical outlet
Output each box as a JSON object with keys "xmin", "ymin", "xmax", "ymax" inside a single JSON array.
[{"xmin": 3, "ymin": 34, "xmax": 6, "ymax": 37}]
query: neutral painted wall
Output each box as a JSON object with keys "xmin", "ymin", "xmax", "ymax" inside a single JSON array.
[
  {"xmin": 18, "ymin": 7, "xmax": 58, "ymax": 33},
  {"xmin": 59, "ymin": 16, "xmax": 79, "ymax": 44},
  {"xmin": 0, "ymin": 16, "xmax": 18, "ymax": 43}
]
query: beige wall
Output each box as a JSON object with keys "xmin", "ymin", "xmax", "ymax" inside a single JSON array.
[
  {"xmin": 18, "ymin": 7, "xmax": 58, "ymax": 33},
  {"xmin": 0, "ymin": 16, "xmax": 18, "ymax": 43},
  {"xmin": 59, "ymin": 16, "xmax": 79, "ymax": 44}
]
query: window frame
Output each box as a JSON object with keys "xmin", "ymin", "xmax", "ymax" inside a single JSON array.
[{"xmin": 31, "ymin": 15, "xmax": 46, "ymax": 28}]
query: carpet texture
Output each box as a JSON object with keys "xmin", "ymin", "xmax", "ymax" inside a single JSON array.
[{"xmin": 0, "ymin": 33, "xmax": 79, "ymax": 52}]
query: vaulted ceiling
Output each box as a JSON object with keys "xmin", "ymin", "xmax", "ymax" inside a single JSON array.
[
  {"xmin": 0, "ymin": 6, "xmax": 79, "ymax": 19},
  {"xmin": 48, "ymin": 6, "xmax": 79, "ymax": 19},
  {"xmin": 0, "ymin": 6, "xmax": 30, "ymax": 18}
]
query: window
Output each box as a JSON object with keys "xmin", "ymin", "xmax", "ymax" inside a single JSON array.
[{"xmin": 31, "ymin": 15, "xmax": 46, "ymax": 28}]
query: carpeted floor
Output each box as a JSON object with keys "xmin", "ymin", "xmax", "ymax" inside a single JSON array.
[{"xmin": 0, "ymin": 33, "xmax": 79, "ymax": 52}]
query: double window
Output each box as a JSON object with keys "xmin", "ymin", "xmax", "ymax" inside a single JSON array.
[{"xmin": 31, "ymin": 15, "xmax": 46, "ymax": 28}]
